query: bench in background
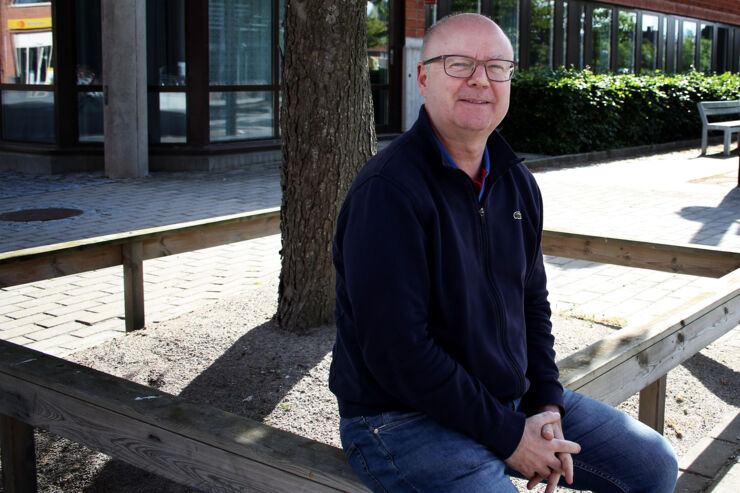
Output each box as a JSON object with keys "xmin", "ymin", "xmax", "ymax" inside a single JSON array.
[{"xmin": 697, "ymin": 100, "xmax": 740, "ymax": 156}]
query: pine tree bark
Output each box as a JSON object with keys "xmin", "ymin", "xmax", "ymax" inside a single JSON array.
[{"xmin": 278, "ymin": 0, "xmax": 377, "ymax": 332}]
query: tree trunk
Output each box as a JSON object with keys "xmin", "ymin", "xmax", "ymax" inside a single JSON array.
[{"xmin": 278, "ymin": 0, "xmax": 377, "ymax": 332}]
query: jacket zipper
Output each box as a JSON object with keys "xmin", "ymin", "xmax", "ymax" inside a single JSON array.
[{"xmin": 477, "ymin": 197, "xmax": 526, "ymax": 397}]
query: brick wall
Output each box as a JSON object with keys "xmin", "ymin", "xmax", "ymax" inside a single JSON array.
[
  {"xmin": 601, "ymin": 0, "xmax": 740, "ymax": 27},
  {"xmin": 405, "ymin": 0, "xmax": 426, "ymax": 39}
]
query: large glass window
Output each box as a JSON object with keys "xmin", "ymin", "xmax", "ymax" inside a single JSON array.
[
  {"xmin": 368, "ymin": 0, "xmax": 390, "ymax": 127},
  {"xmin": 492, "ymin": 0, "xmax": 519, "ymax": 58},
  {"xmin": 617, "ymin": 11, "xmax": 635, "ymax": 73},
  {"xmin": 700, "ymin": 24, "xmax": 713, "ymax": 73},
  {"xmin": 2, "ymin": 90, "xmax": 55, "ymax": 142},
  {"xmin": 76, "ymin": 0, "xmax": 103, "ymax": 142},
  {"xmin": 680, "ymin": 21, "xmax": 697, "ymax": 72},
  {"xmin": 209, "ymin": 0, "xmax": 272, "ymax": 86},
  {"xmin": 641, "ymin": 14, "xmax": 659, "ymax": 72},
  {"xmin": 591, "ymin": 7, "xmax": 611, "ymax": 73},
  {"xmin": 1, "ymin": 0, "xmax": 55, "ymax": 142},
  {"xmin": 208, "ymin": 0, "xmax": 276, "ymax": 142},
  {"xmin": 529, "ymin": 0, "xmax": 554, "ymax": 68},
  {"xmin": 148, "ymin": 0, "xmax": 187, "ymax": 143},
  {"xmin": 450, "ymin": 0, "xmax": 482, "ymax": 14}
]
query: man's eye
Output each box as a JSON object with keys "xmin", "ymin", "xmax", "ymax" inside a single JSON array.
[
  {"xmin": 487, "ymin": 62, "xmax": 507, "ymax": 73},
  {"xmin": 448, "ymin": 60, "xmax": 473, "ymax": 70}
]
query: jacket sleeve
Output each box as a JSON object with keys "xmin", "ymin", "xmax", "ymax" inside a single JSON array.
[
  {"xmin": 520, "ymin": 185, "xmax": 564, "ymax": 416},
  {"xmin": 335, "ymin": 175, "xmax": 527, "ymax": 460}
]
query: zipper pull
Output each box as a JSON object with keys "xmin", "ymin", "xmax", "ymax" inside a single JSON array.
[{"xmin": 479, "ymin": 207, "xmax": 485, "ymax": 218}]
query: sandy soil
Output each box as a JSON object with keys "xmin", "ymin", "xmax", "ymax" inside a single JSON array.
[{"xmin": 1, "ymin": 277, "xmax": 737, "ymax": 492}]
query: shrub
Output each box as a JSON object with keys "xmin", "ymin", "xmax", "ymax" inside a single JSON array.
[{"xmin": 502, "ymin": 68, "xmax": 740, "ymax": 155}]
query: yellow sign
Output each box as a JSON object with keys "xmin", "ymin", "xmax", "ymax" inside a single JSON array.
[{"xmin": 7, "ymin": 18, "xmax": 52, "ymax": 30}]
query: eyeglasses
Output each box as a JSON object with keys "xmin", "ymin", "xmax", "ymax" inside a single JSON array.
[{"xmin": 422, "ymin": 55, "xmax": 517, "ymax": 82}]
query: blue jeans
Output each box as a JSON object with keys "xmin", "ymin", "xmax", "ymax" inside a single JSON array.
[{"xmin": 339, "ymin": 390, "xmax": 678, "ymax": 492}]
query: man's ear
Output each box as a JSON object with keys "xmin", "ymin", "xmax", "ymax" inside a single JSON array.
[{"xmin": 417, "ymin": 63, "xmax": 428, "ymax": 97}]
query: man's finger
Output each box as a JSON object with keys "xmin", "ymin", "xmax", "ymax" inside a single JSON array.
[
  {"xmin": 544, "ymin": 471, "xmax": 561, "ymax": 493},
  {"xmin": 560, "ymin": 451, "xmax": 575, "ymax": 484},
  {"xmin": 552, "ymin": 438, "xmax": 581, "ymax": 455},
  {"xmin": 541, "ymin": 422, "xmax": 554, "ymax": 440},
  {"xmin": 526, "ymin": 474, "xmax": 545, "ymax": 490}
]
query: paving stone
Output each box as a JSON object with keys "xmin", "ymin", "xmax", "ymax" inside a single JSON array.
[
  {"xmin": 711, "ymin": 457, "xmax": 740, "ymax": 493},
  {"xmin": 675, "ymin": 471, "xmax": 713, "ymax": 493}
]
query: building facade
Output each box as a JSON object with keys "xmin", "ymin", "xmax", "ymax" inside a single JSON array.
[{"xmin": 1, "ymin": 0, "xmax": 739, "ymax": 174}]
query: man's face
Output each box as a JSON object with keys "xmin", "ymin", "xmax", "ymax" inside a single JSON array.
[{"xmin": 417, "ymin": 19, "xmax": 513, "ymax": 141}]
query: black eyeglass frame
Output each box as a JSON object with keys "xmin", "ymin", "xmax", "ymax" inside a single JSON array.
[{"xmin": 421, "ymin": 55, "xmax": 518, "ymax": 82}]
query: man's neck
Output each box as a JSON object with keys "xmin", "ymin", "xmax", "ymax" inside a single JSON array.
[{"xmin": 434, "ymin": 130, "xmax": 489, "ymax": 180}]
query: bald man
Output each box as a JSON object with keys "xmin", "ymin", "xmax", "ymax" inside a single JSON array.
[{"xmin": 329, "ymin": 13, "xmax": 677, "ymax": 492}]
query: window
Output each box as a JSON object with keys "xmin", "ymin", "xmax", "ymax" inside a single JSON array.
[
  {"xmin": 591, "ymin": 7, "xmax": 611, "ymax": 73},
  {"xmin": 699, "ymin": 24, "xmax": 713, "ymax": 73},
  {"xmin": 641, "ymin": 14, "xmax": 659, "ymax": 72},
  {"xmin": 76, "ymin": 0, "xmax": 103, "ymax": 142},
  {"xmin": 1, "ymin": 0, "xmax": 55, "ymax": 142},
  {"xmin": 617, "ymin": 11, "xmax": 636, "ymax": 73},
  {"xmin": 450, "ymin": 0, "xmax": 482, "ymax": 14},
  {"xmin": 148, "ymin": 0, "xmax": 187, "ymax": 143},
  {"xmin": 529, "ymin": 0, "xmax": 554, "ymax": 68},
  {"xmin": 368, "ymin": 1, "xmax": 390, "ymax": 127},
  {"xmin": 208, "ymin": 0, "xmax": 276, "ymax": 142},
  {"xmin": 680, "ymin": 21, "xmax": 697, "ymax": 72},
  {"xmin": 492, "ymin": 0, "xmax": 519, "ymax": 58}
]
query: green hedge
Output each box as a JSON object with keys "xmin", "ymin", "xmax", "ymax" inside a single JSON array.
[{"xmin": 502, "ymin": 68, "xmax": 740, "ymax": 156}]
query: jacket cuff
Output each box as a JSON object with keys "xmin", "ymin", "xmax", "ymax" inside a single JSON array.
[
  {"xmin": 521, "ymin": 382, "xmax": 565, "ymax": 417},
  {"xmin": 488, "ymin": 408, "xmax": 527, "ymax": 460}
]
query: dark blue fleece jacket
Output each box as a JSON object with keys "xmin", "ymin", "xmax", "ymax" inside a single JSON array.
[{"xmin": 329, "ymin": 106, "xmax": 563, "ymax": 460}]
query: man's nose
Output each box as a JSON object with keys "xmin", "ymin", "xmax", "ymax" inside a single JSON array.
[{"xmin": 468, "ymin": 63, "xmax": 490, "ymax": 86}]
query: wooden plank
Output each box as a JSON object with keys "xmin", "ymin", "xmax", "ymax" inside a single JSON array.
[
  {"xmin": 559, "ymin": 268, "xmax": 740, "ymax": 405},
  {"xmin": 140, "ymin": 210, "xmax": 281, "ymax": 260},
  {"xmin": 0, "ymin": 340, "xmax": 367, "ymax": 492},
  {"xmin": 0, "ymin": 208, "xmax": 281, "ymax": 288},
  {"xmin": 122, "ymin": 242, "xmax": 145, "ymax": 333},
  {"xmin": 0, "ymin": 414, "xmax": 38, "ymax": 493},
  {"xmin": 638, "ymin": 375, "xmax": 667, "ymax": 433},
  {"xmin": 0, "ymin": 245, "xmax": 122, "ymax": 288},
  {"xmin": 542, "ymin": 228, "xmax": 740, "ymax": 278}
]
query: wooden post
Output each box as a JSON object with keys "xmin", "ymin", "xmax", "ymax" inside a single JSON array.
[
  {"xmin": 0, "ymin": 414, "xmax": 38, "ymax": 493},
  {"xmin": 638, "ymin": 375, "xmax": 667, "ymax": 434},
  {"xmin": 122, "ymin": 242, "xmax": 145, "ymax": 332}
]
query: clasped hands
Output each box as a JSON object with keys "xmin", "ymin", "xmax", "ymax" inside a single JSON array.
[{"xmin": 504, "ymin": 407, "xmax": 581, "ymax": 493}]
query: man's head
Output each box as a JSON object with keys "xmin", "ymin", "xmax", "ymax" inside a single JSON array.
[{"xmin": 417, "ymin": 14, "xmax": 514, "ymax": 144}]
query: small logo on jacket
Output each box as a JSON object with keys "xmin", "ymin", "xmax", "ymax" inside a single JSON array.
[{"xmin": 513, "ymin": 211, "xmax": 522, "ymax": 220}]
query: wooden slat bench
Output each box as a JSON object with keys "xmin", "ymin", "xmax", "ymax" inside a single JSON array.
[
  {"xmin": 697, "ymin": 100, "xmax": 740, "ymax": 156},
  {"xmin": 0, "ymin": 339, "xmax": 368, "ymax": 492},
  {"xmin": 2, "ymin": 215, "xmax": 740, "ymax": 491},
  {"xmin": 1, "ymin": 261, "xmax": 737, "ymax": 491}
]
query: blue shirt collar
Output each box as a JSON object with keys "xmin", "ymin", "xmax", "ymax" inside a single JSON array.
[{"xmin": 432, "ymin": 134, "xmax": 490, "ymax": 201}]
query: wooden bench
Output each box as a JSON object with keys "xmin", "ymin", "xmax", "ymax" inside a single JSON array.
[
  {"xmin": 0, "ymin": 207, "xmax": 281, "ymax": 333},
  {"xmin": 2, "ymin": 226, "xmax": 739, "ymax": 491},
  {"xmin": 697, "ymin": 100, "xmax": 740, "ymax": 156},
  {"xmin": 1, "ymin": 260, "xmax": 737, "ymax": 491}
]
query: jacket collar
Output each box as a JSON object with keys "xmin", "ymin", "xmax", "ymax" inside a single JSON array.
[{"xmin": 411, "ymin": 104, "xmax": 524, "ymax": 180}]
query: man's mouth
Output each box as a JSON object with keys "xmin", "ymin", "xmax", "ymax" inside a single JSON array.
[{"xmin": 461, "ymin": 99, "xmax": 489, "ymax": 104}]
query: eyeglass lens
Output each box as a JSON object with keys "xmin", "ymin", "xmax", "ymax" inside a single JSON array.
[{"xmin": 444, "ymin": 56, "xmax": 514, "ymax": 81}]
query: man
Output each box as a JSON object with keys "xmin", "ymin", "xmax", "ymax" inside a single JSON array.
[{"xmin": 329, "ymin": 13, "xmax": 677, "ymax": 492}]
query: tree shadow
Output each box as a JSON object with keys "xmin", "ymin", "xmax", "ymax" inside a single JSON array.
[
  {"xmin": 678, "ymin": 188, "xmax": 740, "ymax": 246},
  {"xmin": 80, "ymin": 319, "xmax": 337, "ymax": 492}
]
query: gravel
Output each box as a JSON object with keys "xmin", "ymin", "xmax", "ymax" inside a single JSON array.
[{"xmin": 3, "ymin": 277, "xmax": 737, "ymax": 492}]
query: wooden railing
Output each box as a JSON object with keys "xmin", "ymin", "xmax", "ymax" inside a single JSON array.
[
  {"xmin": 1, "ymin": 212, "xmax": 739, "ymax": 491},
  {"xmin": 0, "ymin": 207, "xmax": 281, "ymax": 332}
]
